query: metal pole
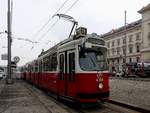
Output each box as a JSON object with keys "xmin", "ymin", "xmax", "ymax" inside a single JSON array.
[
  {"xmin": 124, "ymin": 10, "xmax": 127, "ymax": 63},
  {"xmin": 6, "ymin": 0, "xmax": 13, "ymax": 84},
  {"xmin": 68, "ymin": 21, "xmax": 77, "ymax": 38}
]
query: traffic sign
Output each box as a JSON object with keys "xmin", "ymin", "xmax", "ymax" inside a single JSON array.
[{"xmin": 13, "ymin": 56, "xmax": 20, "ymax": 63}]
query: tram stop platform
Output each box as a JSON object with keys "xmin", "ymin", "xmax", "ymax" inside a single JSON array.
[{"xmin": 0, "ymin": 79, "xmax": 70, "ymax": 113}]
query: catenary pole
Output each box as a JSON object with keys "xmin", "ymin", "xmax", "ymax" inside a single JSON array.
[{"xmin": 6, "ymin": 0, "xmax": 12, "ymax": 84}]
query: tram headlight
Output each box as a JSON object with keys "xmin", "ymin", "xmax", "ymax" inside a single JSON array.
[{"xmin": 98, "ymin": 83, "xmax": 103, "ymax": 89}]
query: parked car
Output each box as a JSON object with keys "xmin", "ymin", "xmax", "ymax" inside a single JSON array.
[{"xmin": 136, "ymin": 62, "xmax": 150, "ymax": 77}]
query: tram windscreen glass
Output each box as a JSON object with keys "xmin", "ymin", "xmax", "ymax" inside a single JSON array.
[{"xmin": 79, "ymin": 51, "xmax": 107, "ymax": 71}]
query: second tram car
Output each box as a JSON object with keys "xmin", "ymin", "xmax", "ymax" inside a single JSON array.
[{"xmin": 21, "ymin": 27, "xmax": 109, "ymax": 103}]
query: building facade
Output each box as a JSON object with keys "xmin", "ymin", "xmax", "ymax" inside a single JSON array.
[
  {"xmin": 138, "ymin": 4, "xmax": 150, "ymax": 62},
  {"xmin": 101, "ymin": 4, "xmax": 150, "ymax": 71}
]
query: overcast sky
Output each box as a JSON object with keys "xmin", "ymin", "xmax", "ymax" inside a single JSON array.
[{"xmin": 0, "ymin": 0, "xmax": 149, "ymax": 66}]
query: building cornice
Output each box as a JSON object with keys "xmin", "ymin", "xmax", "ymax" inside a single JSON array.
[
  {"xmin": 138, "ymin": 4, "xmax": 150, "ymax": 14},
  {"xmin": 101, "ymin": 19, "xmax": 142, "ymax": 39}
]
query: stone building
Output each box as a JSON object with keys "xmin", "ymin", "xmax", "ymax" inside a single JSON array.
[
  {"xmin": 101, "ymin": 3, "xmax": 150, "ymax": 71},
  {"xmin": 138, "ymin": 4, "xmax": 150, "ymax": 62}
]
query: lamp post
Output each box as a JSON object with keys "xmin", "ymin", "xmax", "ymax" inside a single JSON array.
[{"xmin": 124, "ymin": 10, "xmax": 127, "ymax": 63}]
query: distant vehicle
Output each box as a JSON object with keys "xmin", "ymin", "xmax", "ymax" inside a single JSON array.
[
  {"xmin": 0, "ymin": 71, "xmax": 6, "ymax": 79},
  {"xmin": 136, "ymin": 62, "xmax": 150, "ymax": 77},
  {"xmin": 116, "ymin": 63, "xmax": 137, "ymax": 77},
  {"xmin": 116, "ymin": 64, "xmax": 125, "ymax": 77},
  {"xmin": 126, "ymin": 62, "xmax": 138, "ymax": 75}
]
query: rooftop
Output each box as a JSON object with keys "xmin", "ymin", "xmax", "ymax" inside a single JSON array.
[
  {"xmin": 100, "ymin": 19, "xmax": 141, "ymax": 38},
  {"xmin": 138, "ymin": 3, "xmax": 150, "ymax": 13}
]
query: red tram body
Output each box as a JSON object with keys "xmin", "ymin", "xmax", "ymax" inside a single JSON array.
[{"xmin": 21, "ymin": 27, "xmax": 109, "ymax": 103}]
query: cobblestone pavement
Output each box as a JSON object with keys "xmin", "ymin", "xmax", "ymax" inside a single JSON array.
[
  {"xmin": 0, "ymin": 80, "xmax": 70, "ymax": 113},
  {"xmin": 0, "ymin": 79, "xmax": 143, "ymax": 113},
  {"xmin": 110, "ymin": 77, "xmax": 150, "ymax": 111},
  {"xmin": 0, "ymin": 80, "xmax": 5, "ymax": 93}
]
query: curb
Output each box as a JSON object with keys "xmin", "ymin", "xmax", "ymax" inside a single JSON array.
[{"xmin": 109, "ymin": 99, "xmax": 150, "ymax": 113}]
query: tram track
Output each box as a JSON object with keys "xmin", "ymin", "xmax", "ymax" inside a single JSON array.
[
  {"xmin": 23, "ymin": 80, "xmax": 150, "ymax": 113},
  {"xmin": 0, "ymin": 79, "xmax": 149, "ymax": 113},
  {"xmin": 108, "ymin": 99, "xmax": 150, "ymax": 113},
  {"xmin": 110, "ymin": 77, "xmax": 150, "ymax": 81}
]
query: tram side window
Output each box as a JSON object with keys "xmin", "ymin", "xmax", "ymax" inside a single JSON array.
[
  {"xmin": 47, "ymin": 56, "xmax": 51, "ymax": 71},
  {"xmin": 40, "ymin": 53, "xmax": 57, "ymax": 72},
  {"xmin": 43, "ymin": 58, "xmax": 47, "ymax": 71},
  {"xmin": 31, "ymin": 65, "xmax": 33, "ymax": 72},
  {"xmin": 43, "ymin": 57, "xmax": 49, "ymax": 71},
  {"xmin": 35, "ymin": 62, "xmax": 38, "ymax": 72},
  {"xmin": 69, "ymin": 53, "xmax": 75, "ymax": 81},
  {"xmin": 51, "ymin": 53, "xmax": 57, "ymax": 71},
  {"xmin": 28, "ymin": 66, "xmax": 30, "ymax": 72},
  {"xmin": 39, "ymin": 61, "xmax": 43, "ymax": 72},
  {"xmin": 59, "ymin": 54, "xmax": 64, "ymax": 80},
  {"xmin": 48, "ymin": 53, "xmax": 57, "ymax": 71},
  {"xmin": 27, "ymin": 66, "xmax": 29, "ymax": 72}
]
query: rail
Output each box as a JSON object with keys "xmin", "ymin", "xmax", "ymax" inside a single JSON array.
[{"xmin": 108, "ymin": 99, "xmax": 150, "ymax": 113}]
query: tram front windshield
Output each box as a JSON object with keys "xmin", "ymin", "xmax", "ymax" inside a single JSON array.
[{"xmin": 79, "ymin": 50, "xmax": 107, "ymax": 71}]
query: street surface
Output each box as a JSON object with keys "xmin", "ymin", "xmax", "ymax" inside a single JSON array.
[
  {"xmin": 0, "ymin": 80, "xmax": 70, "ymax": 113},
  {"xmin": 110, "ymin": 77, "xmax": 150, "ymax": 111},
  {"xmin": 0, "ymin": 79, "xmax": 145, "ymax": 113}
]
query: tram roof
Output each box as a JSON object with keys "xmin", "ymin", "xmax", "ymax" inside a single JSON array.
[{"xmin": 37, "ymin": 33, "xmax": 105, "ymax": 59}]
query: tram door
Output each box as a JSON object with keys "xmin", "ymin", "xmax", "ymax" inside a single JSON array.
[
  {"xmin": 67, "ymin": 51, "xmax": 76, "ymax": 97},
  {"xmin": 58, "ymin": 51, "xmax": 76, "ymax": 97},
  {"xmin": 58, "ymin": 52, "xmax": 67, "ymax": 96}
]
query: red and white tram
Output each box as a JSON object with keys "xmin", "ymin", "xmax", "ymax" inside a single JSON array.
[{"xmin": 21, "ymin": 27, "xmax": 109, "ymax": 103}]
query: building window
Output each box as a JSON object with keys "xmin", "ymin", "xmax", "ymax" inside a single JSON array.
[
  {"xmin": 148, "ymin": 23, "xmax": 150, "ymax": 42},
  {"xmin": 107, "ymin": 42, "xmax": 110, "ymax": 48},
  {"xmin": 123, "ymin": 58, "xmax": 126, "ymax": 63},
  {"xmin": 117, "ymin": 59, "xmax": 119, "ymax": 63},
  {"xmin": 123, "ymin": 37, "xmax": 126, "ymax": 44},
  {"xmin": 148, "ymin": 23, "xmax": 150, "ymax": 32},
  {"xmin": 129, "ymin": 35, "xmax": 133, "ymax": 42},
  {"xmin": 136, "ymin": 57, "xmax": 140, "ymax": 62},
  {"xmin": 129, "ymin": 58, "xmax": 132, "ymax": 63},
  {"xmin": 123, "ymin": 47, "xmax": 126, "ymax": 55},
  {"xmin": 108, "ymin": 50, "xmax": 110, "ymax": 56},
  {"xmin": 112, "ymin": 48, "xmax": 115, "ymax": 55},
  {"xmin": 117, "ymin": 47, "xmax": 120, "ymax": 55},
  {"xmin": 129, "ymin": 46, "xmax": 133, "ymax": 53},
  {"xmin": 136, "ymin": 45, "xmax": 140, "ymax": 52},
  {"xmin": 136, "ymin": 32, "xmax": 141, "ymax": 41},
  {"xmin": 112, "ymin": 41, "xmax": 115, "ymax": 47},
  {"xmin": 117, "ymin": 39, "xmax": 120, "ymax": 46}
]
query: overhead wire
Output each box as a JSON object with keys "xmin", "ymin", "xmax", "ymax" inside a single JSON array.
[
  {"xmin": 20, "ymin": 0, "xmax": 70, "ymax": 50},
  {"xmin": 13, "ymin": 0, "xmax": 81, "ymax": 65},
  {"xmin": 34, "ymin": 0, "xmax": 80, "ymax": 45},
  {"xmin": 17, "ymin": 0, "xmax": 70, "ymax": 50},
  {"xmin": 33, "ymin": 0, "xmax": 70, "ymax": 40},
  {"xmin": 64, "ymin": 0, "xmax": 79, "ymax": 14}
]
